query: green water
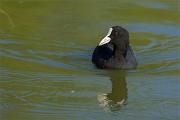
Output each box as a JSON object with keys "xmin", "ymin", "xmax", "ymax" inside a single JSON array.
[{"xmin": 0, "ymin": 0, "xmax": 179, "ymax": 120}]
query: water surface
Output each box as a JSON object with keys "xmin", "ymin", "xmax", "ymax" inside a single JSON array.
[{"xmin": 0, "ymin": 0, "xmax": 179, "ymax": 120}]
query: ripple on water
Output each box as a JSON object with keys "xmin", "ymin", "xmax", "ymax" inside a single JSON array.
[
  {"xmin": 130, "ymin": 24, "xmax": 179, "ymax": 36},
  {"xmin": 0, "ymin": 39, "xmax": 96, "ymax": 75},
  {"xmin": 132, "ymin": 30, "xmax": 180, "ymax": 75},
  {"xmin": 0, "ymin": 0, "xmax": 179, "ymax": 120},
  {"xmin": 0, "ymin": 39, "xmax": 20, "ymax": 44}
]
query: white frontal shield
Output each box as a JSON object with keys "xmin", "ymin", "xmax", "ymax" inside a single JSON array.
[{"xmin": 99, "ymin": 28, "xmax": 112, "ymax": 46}]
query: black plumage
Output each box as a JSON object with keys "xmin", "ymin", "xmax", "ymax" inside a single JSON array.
[{"xmin": 92, "ymin": 26, "xmax": 137, "ymax": 69}]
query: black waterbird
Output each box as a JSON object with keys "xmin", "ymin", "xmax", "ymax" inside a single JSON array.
[{"xmin": 92, "ymin": 26, "xmax": 137, "ymax": 69}]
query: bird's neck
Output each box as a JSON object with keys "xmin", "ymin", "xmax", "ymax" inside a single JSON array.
[{"xmin": 114, "ymin": 45, "xmax": 127, "ymax": 59}]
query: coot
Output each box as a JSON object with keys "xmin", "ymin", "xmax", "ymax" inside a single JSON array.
[{"xmin": 92, "ymin": 26, "xmax": 137, "ymax": 69}]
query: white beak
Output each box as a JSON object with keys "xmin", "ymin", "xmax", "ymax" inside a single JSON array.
[{"xmin": 99, "ymin": 28, "xmax": 113, "ymax": 46}]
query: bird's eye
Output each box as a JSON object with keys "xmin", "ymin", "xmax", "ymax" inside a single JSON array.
[{"xmin": 115, "ymin": 31, "xmax": 118, "ymax": 36}]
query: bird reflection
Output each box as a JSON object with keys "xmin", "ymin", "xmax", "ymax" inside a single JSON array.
[{"xmin": 97, "ymin": 70, "xmax": 127, "ymax": 111}]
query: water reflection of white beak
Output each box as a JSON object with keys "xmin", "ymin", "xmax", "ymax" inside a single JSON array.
[{"xmin": 97, "ymin": 93, "xmax": 126, "ymax": 111}]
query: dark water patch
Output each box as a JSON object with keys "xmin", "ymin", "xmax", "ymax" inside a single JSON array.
[
  {"xmin": 1, "ymin": 53, "xmax": 74, "ymax": 69},
  {"xmin": 136, "ymin": 1, "xmax": 171, "ymax": 10},
  {"xmin": 0, "ymin": 39, "xmax": 20, "ymax": 44},
  {"xmin": 130, "ymin": 23, "xmax": 179, "ymax": 36},
  {"xmin": 27, "ymin": 49, "xmax": 91, "ymax": 61}
]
